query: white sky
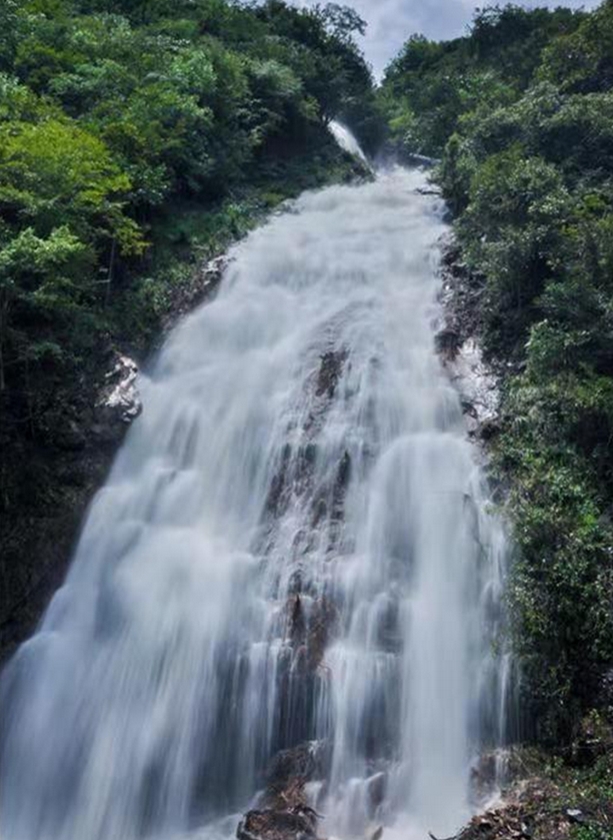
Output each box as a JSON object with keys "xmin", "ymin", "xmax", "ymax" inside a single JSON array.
[{"xmin": 293, "ymin": 0, "xmax": 603, "ymax": 78}]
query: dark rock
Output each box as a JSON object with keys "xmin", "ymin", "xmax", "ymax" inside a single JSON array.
[
  {"xmin": 237, "ymin": 805, "xmax": 317, "ymax": 840},
  {"xmin": 437, "ymin": 237, "xmax": 501, "ymax": 450},
  {"xmin": 436, "ymin": 327, "xmax": 461, "ymax": 360},
  {"xmin": 54, "ymin": 418, "xmax": 87, "ymax": 452},
  {"xmin": 315, "ymin": 349, "xmax": 348, "ymax": 399},
  {"xmin": 366, "ymin": 772, "xmax": 387, "ymax": 813},
  {"xmin": 267, "ymin": 742, "xmax": 330, "ymax": 790},
  {"xmin": 162, "ymin": 255, "xmax": 229, "ymax": 331},
  {"xmin": 285, "ymin": 594, "xmax": 339, "ymax": 672},
  {"xmin": 479, "ymin": 419, "xmax": 501, "ymax": 442},
  {"xmin": 95, "ymin": 353, "xmax": 142, "ymax": 444},
  {"xmin": 238, "ymin": 745, "xmax": 330, "ymax": 840}
]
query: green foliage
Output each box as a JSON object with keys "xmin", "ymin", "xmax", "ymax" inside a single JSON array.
[
  {"xmin": 384, "ymin": 2, "xmax": 613, "ymax": 740},
  {"xmin": 0, "ymin": 118, "xmax": 140, "ymax": 247},
  {"xmin": 0, "ymin": 226, "xmax": 94, "ymax": 393}
]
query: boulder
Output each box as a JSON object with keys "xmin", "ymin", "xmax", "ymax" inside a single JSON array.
[
  {"xmin": 315, "ymin": 349, "xmax": 348, "ymax": 399},
  {"xmin": 237, "ymin": 804, "xmax": 318, "ymax": 840},
  {"xmin": 95, "ymin": 353, "xmax": 142, "ymax": 444}
]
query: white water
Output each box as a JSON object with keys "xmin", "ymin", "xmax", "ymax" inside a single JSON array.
[
  {"xmin": 0, "ymin": 162, "xmax": 509, "ymax": 840},
  {"xmin": 329, "ymin": 120, "xmax": 370, "ymax": 165}
]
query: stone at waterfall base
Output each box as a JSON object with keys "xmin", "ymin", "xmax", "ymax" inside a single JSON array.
[
  {"xmin": 237, "ymin": 805, "xmax": 318, "ymax": 840},
  {"xmin": 237, "ymin": 743, "xmax": 328, "ymax": 840}
]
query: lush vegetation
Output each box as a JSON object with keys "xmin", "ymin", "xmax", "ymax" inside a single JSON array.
[
  {"xmin": 383, "ymin": 2, "xmax": 613, "ymax": 743},
  {"xmin": 0, "ymin": 0, "xmax": 382, "ymax": 653}
]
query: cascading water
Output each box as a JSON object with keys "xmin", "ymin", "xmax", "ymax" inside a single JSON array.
[
  {"xmin": 0, "ymin": 143, "xmax": 510, "ymax": 840},
  {"xmin": 329, "ymin": 120, "xmax": 370, "ymax": 165}
]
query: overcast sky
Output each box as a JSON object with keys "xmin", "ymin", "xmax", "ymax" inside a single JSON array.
[{"xmin": 294, "ymin": 0, "xmax": 602, "ymax": 78}]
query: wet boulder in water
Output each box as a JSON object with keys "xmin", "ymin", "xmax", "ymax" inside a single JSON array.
[
  {"xmin": 315, "ymin": 349, "xmax": 348, "ymax": 399},
  {"xmin": 237, "ymin": 802, "xmax": 318, "ymax": 840},
  {"xmin": 286, "ymin": 595, "xmax": 339, "ymax": 672},
  {"xmin": 267, "ymin": 741, "xmax": 331, "ymax": 790},
  {"xmin": 435, "ymin": 326, "xmax": 461, "ymax": 361},
  {"xmin": 95, "ymin": 352, "xmax": 142, "ymax": 443},
  {"xmin": 366, "ymin": 772, "xmax": 388, "ymax": 815},
  {"xmin": 238, "ymin": 751, "xmax": 326, "ymax": 840}
]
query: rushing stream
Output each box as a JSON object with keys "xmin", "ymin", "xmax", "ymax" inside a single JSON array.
[{"xmin": 0, "ymin": 145, "xmax": 510, "ymax": 840}]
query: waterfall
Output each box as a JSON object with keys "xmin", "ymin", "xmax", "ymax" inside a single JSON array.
[
  {"xmin": 329, "ymin": 120, "xmax": 370, "ymax": 165},
  {"xmin": 0, "ymin": 161, "xmax": 510, "ymax": 840}
]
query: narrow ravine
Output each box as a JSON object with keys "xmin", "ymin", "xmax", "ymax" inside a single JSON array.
[{"xmin": 0, "ymin": 158, "xmax": 510, "ymax": 840}]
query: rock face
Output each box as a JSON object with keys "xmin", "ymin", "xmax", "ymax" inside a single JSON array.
[
  {"xmin": 437, "ymin": 236, "xmax": 500, "ymax": 443},
  {"xmin": 0, "ymin": 348, "xmax": 144, "ymax": 663},
  {"xmin": 95, "ymin": 353, "xmax": 142, "ymax": 443},
  {"xmin": 162, "ymin": 255, "xmax": 229, "ymax": 331}
]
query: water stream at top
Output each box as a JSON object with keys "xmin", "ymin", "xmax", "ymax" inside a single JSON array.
[{"xmin": 0, "ymin": 133, "xmax": 510, "ymax": 840}]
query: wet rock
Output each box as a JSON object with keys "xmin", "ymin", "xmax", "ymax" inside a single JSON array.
[
  {"xmin": 315, "ymin": 349, "xmax": 348, "ymax": 399},
  {"xmin": 267, "ymin": 742, "xmax": 331, "ymax": 790},
  {"xmin": 366, "ymin": 772, "xmax": 387, "ymax": 813},
  {"xmin": 435, "ymin": 327, "xmax": 461, "ymax": 360},
  {"xmin": 237, "ymin": 804, "xmax": 318, "ymax": 840},
  {"xmin": 286, "ymin": 595, "xmax": 339, "ymax": 672},
  {"xmin": 444, "ymin": 338, "xmax": 500, "ymax": 434},
  {"xmin": 238, "ymin": 747, "xmax": 329, "ymax": 840},
  {"xmin": 470, "ymin": 752, "xmax": 500, "ymax": 803},
  {"xmin": 304, "ymin": 598, "xmax": 338, "ymax": 671},
  {"xmin": 437, "ymin": 236, "xmax": 501, "ymax": 444},
  {"xmin": 404, "ymin": 152, "xmax": 439, "ymax": 168},
  {"xmin": 265, "ymin": 445, "xmax": 292, "ymax": 517},
  {"xmin": 95, "ymin": 353, "xmax": 142, "ymax": 443},
  {"xmin": 479, "ymin": 418, "xmax": 501, "ymax": 442},
  {"xmin": 162, "ymin": 254, "xmax": 229, "ymax": 330},
  {"xmin": 288, "ymin": 596, "xmax": 307, "ymax": 647}
]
